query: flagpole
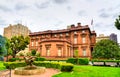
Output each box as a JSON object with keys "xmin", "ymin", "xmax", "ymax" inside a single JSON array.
[{"xmin": 91, "ymin": 19, "xmax": 94, "ymax": 31}]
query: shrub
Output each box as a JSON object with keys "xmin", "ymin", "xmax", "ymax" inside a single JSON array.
[
  {"xmin": 66, "ymin": 58, "xmax": 77, "ymax": 64},
  {"xmin": 67, "ymin": 58, "xmax": 89, "ymax": 65},
  {"xmin": 60, "ymin": 63, "xmax": 73, "ymax": 72},
  {"xmin": 9, "ymin": 58, "xmax": 22, "ymax": 62},
  {"xmin": 35, "ymin": 57, "xmax": 46, "ymax": 61},
  {"xmin": 78, "ymin": 58, "xmax": 89, "ymax": 65},
  {"xmin": 31, "ymin": 50, "xmax": 36, "ymax": 56},
  {"xmin": 4, "ymin": 62, "xmax": 27, "ymax": 69},
  {"xmin": 0, "ymin": 56, "xmax": 4, "ymax": 61}
]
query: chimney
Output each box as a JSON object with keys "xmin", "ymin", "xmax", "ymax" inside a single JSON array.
[
  {"xmin": 71, "ymin": 24, "xmax": 75, "ymax": 28},
  {"xmin": 77, "ymin": 23, "xmax": 81, "ymax": 27}
]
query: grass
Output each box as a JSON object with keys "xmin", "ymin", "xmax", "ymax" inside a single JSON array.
[
  {"xmin": 0, "ymin": 61, "xmax": 6, "ymax": 71},
  {"xmin": 52, "ymin": 65, "xmax": 120, "ymax": 77}
]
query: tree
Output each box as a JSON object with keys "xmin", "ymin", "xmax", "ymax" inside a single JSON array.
[
  {"xmin": 0, "ymin": 35, "xmax": 7, "ymax": 61},
  {"xmin": 10, "ymin": 35, "xmax": 29, "ymax": 58},
  {"xmin": 115, "ymin": 15, "xmax": 120, "ymax": 30},
  {"xmin": 31, "ymin": 50, "xmax": 36, "ymax": 56},
  {"xmin": 5, "ymin": 38, "xmax": 12, "ymax": 61},
  {"xmin": 92, "ymin": 39, "xmax": 120, "ymax": 59}
]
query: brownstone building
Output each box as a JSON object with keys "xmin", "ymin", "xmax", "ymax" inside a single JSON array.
[
  {"xmin": 4, "ymin": 23, "xmax": 30, "ymax": 39},
  {"xmin": 29, "ymin": 23, "xmax": 96, "ymax": 58}
]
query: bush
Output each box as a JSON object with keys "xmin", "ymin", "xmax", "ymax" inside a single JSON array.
[
  {"xmin": 60, "ymin": 63, "xmax": 73, "ymax": 72},
  {"xmin": 67, "ymin": 58, "xmax": 89, "ymax": 65},
  {"xmin": 9, "ymin": 58, "xmax": 22, "ymax": 62},
  {"xmin": 35, "ymin": 57, "xmax": 46, "ymax": 61},
  {"xmin": 78, "ymin": 58, "xmax": 89, "ymax": 65},
  {"xmin": 31, "ymin": 50, "xmax": 36, "ymax": 56},
  {"xmin": 4, "ymin": 61, "xmax": 74, "ymax": 72},
  {"xmin": 0, "ymin": 56, "xmax": 4, "ymax": 61},
  {"xmin": 66, "ymin": 58, "xmax": 77, "ymax": 64},
  {"xmin": 4, "ymin": 62, "xmax": 27, "ymax": 69}
]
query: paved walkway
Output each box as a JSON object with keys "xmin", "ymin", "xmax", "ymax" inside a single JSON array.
[{"xmin": 1, "ymin": 68, "xmax": 60, "ymax": 77}]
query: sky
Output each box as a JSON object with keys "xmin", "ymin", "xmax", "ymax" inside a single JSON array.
[{"xmin": 0, "ymin": 0, "xmax": 120, "ymax": 42}]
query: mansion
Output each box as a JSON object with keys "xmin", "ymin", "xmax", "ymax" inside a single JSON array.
[{"xmin": 29, "ymin": 23, "xmax": 96, "ymax": 59}]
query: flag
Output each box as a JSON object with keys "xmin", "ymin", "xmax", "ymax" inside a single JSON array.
[{"xmin": 91, "ymin": 19, "xmax": 93, "ymax": 25}]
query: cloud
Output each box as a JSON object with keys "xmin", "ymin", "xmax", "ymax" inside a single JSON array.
[
  {"xmin": 35, "ymin": 1, "xmax": 50, "ymax": 9},
  {"xmin": 99, "ymin": 12, "xmax": 110, "ymax": 18},
  {"xmin": 0, "ymin": 18, "xmax": 7, "ymax": 27},
  {"xmin": 15, "ymin": 3, "xmax": 29, "ymax": 10},
  {"xmin": 52, "ymin": 0, "xmax": 68, "ymax": 4},
  {"xmin": 67, "ymin": 6, "xmax": 71, "ymax": 10},
  {"xmin": 78, "ymin": 10, "xmax": 87, "ymax": 16},
  {"xmin": 0, "ymin": 5, "xmax": 12, "ymax": 12}
]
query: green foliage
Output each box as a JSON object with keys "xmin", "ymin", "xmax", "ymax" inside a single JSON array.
[
  {"xmin": 67, "ymin": 58, "xmax": 89, "ymax": 65},
  {"xmin": 60, "ymin": 63, "xmax": 73, "ymax": 72},
  {"xmin": 92, "ymin": 39, "xmax": 120, "ymax": 59},
  {"xmin": 0, "ymin": 56, "xmax": 4, "ymax": 61},
  {"xmin": 4, "ymin": 61, "xmax": 74, "ymax": 72},
  {"xmin": 9, "ymin": 58, "xmax": 22, "ymax": 62},
  {"xmin": 66, "ymin": 58, "xmax": 77, "ymax": 64},
  {"xmin": 0, "ymin": 35, "xmax": 7, "ymax": 58},
  {"xmin": 4, "ymin": 62, "xmax": 27, "ymax": 69},
  {"xmin": 0, "ymin": 61, "xmax": 6, "ymax": 70},
  {"xmin": 31, "ymin": 50, "xmax": 36, "ymax": 56},
  {"xmin": 115, "ymin": 15, "xmax": 120, "ymax": 30},
  {"xmin": 35, "ymin": 57, "xmax": 46, "ymax": 61},
  {"xmin": 5, "ymin": 38, "xmax": 12, "ymax": 56},
  {"xmin": 10, "ymin": 35, "xmax": 29, "ymax": 58},
  {"xmin": 78, "ymin": 58, "xmax": 89, "ymax": 65}
]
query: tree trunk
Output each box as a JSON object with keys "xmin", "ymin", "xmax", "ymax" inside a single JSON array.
[{"xmin": 12, "ymin": 50, "xmax": 16, "ymax": 58}]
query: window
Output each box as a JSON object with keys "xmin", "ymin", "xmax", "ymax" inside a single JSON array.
[
  {"xmin": 82, "ymin": 37, "xmax": 86, "ymax": 43},
  {"xmin": 46, "ymin": 47, "xmax": 50, "ymax": 56},
  {"xmin": 32, "ymin": 42, "xmax": 34, "ymax": 46},
  {"xmin": 82, "ymin": 30, "xmax": 85, "ymax": 33},
  {"xmin": 60, "ymin": 34, "xmax": 63, "ymax": 36},
  {"xmin": 74, "ymin": 37, "xmax": 77, "ymax": 44},
  {"xmin": 54, "ymin": 34, "xmax": 57, "ymax": 37},
  {"xmin": 83, "ymin": 49, "xmax": 86, "ymax": 56},
  {"xmin": 42, "ymin": 35, "xmax": 44, "ymax": 38},
  {"xmin": 58, "ymin": 47, "xmax": 62, "ymax": 56},
  {"xmin": 74, "ymin": 31, "xmax": 77, "ymax": 34},
  {"xmin": 66, "ymin": 33, "xmax": 69, "ymax": 36},
  {"xmin": 36, "ymin": 42, "xmax": 38, "ymax": 46}
]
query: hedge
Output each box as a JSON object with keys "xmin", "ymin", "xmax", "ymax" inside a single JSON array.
[
  {"xmin": 4, "ymin": 62, "xmax": 27, "ymax": 69},
  {"xmin": 35, "ymin": 57, "xmax": 46, "ymax": 61},
  {"xmin": 4, "ymin": 61, "xmax": 74, "ymax": 72},
  {"xmin": 67, "ymin": 58, "xmax": 89, "ymax": 65},
  {"xmin": 9, "ymin": 58, "xmax": 22, "ymax": 62}
]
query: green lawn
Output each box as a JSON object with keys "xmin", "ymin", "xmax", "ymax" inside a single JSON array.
[
  {"xmin": 0, "ymin": 61, "xmax": 6, "ymax": 71},
  {"xmin": 53, "ymin": 65, "xmax": 120, "ymax": 77}
]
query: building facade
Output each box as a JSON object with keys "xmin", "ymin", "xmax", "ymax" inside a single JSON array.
[
  {"xmin": 110, "ymin": 33, "xmax": 117, "ymax": 43},
  {"xmin": 29, "ymin": 23, "xmax": 96, "ymax": 59},
  {"xmin": 4, "ymin": 23, "xmax": 30, "ymax": 39},
  {"xmin": 96, "ymin": 34, "xmax": 109, "ymax": 42}
]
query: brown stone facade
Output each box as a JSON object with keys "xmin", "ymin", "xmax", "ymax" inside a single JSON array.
[
  {"xmin": 4, "ymin": 23, "xmax": 30, "ymax": 39},
  {"xmin": 29, "ymin": 23, "xmax": 96, "ymax": 59}
]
